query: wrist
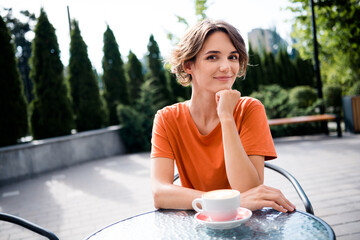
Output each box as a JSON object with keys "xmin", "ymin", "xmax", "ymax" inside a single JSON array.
[{"xmin": 219, "ymin": 115, "xmax": 235, "ymax": 124}]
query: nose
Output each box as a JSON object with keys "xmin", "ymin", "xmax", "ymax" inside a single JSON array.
[{"xmin": 219, "ymin": 59, "xmax": 230, "ymax": 72}]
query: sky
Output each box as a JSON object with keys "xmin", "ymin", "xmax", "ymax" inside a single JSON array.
[{"xmin": 0, "ymin": 0, "xmax": 296, "ymax": 73}]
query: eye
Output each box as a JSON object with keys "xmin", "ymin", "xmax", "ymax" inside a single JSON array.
[
  {"xmin": 206, "ymin": 55, "xmax": 217, "ymax": 60},
  {"xmin": 229, "ymin": 55, "xmax": 239, "ymax": 60}
]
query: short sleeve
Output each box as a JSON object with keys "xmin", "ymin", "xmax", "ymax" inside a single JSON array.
[
  {"xmin": 239, "ymin": 100, "xmax": 277, "ymax": 160},
  {"xmin": 151, "ymin": 111, "xmax": 175, "ymax": 159}
]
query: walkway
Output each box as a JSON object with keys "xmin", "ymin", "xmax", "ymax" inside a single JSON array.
[{"xmin": 1, "ymin": 134, "xmax": 359, "ymax": 239}]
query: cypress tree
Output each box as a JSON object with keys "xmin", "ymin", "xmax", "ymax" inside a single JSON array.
[
  {"xmin": 294, "ymin": 56, "xmax": 315, "ymax": 87},
  {"xmin": 261, "ymin": 51, "xmax": 278, "ymax": 85},
  {"xmin": 68, "ymin": 20, "xmax": 104, "ymax": 131},
  {"xmin": 3, "ymin": 9, "xmax": 36, "ymax": 103},
  {"xmin": 126, "ymin": 50, "xmax": 144, "ymax": 105},
  {"xmin": 146, "ymin": 34, "xmax": 173, "ymax": 108},
  {"xmin": 102, "ymin": 25, "xmax": 129, "ymax": 125},
  {"xmin": 276, "ymin": 48, "xmax": 296, "ymax": 88},
  {"xmin": 235, "ymin": 44, "xmax": 261, "ymax": 96},
  {"xmin": 29, "ymin": 8, "xmax": 74, "ymax": 139},
  {"xmin": 0, "ymin": 15, "xmax": 28, "ymax": 146},
  {"xmin": 168, "ymin": 71, "xmax": 191, "ymax": 101}
]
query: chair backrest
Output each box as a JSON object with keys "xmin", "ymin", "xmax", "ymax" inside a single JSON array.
[
  {"xmin": 0, "ymin": 213, "xmax": 59, "ymax": 240},
  {"xmin": 265, "ymin": 162, "xmax": 314, "ymax": 215},
  {"xmin": 173, "ymin": 162, "xmax": 314, "ymax": 215}
]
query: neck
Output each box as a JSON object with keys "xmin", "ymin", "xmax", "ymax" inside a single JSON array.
[{"xmin": 188, "ymin": 89, "xmax": 218, "ymax": 124}]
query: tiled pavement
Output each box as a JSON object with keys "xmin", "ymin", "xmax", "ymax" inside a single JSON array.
[{"xmin": 0, "ymin": 133, "xmax": 359, "ymax": 239}]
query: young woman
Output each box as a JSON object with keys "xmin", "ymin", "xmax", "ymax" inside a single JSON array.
[{"xmin": 150, "ymin": 19, "xmax": 295, "ymax": 213}]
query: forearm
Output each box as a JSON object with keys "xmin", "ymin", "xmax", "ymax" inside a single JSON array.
[
  {"xmin": 220, "ymin": 118, "xmax": 261, "ymax": 191},
  {"xmin": 151, "ymin": 157, "xmax": 203, "ymax": 210},
  {"xmin": 152, "ymin": 182, "xmax": 203, "ymax": 209}
]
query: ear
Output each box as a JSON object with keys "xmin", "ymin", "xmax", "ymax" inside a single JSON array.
[{"xmin": 183, "ymin": 61, "xmax": 193, "ymax": 74}]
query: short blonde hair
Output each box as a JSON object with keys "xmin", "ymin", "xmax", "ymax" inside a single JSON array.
[{"xmin": 168, "ymin": 19, "xmax": 248, "ymax": 86}]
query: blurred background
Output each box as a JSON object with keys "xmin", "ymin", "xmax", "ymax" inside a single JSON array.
[{"xmin": 1, "ymin": 0, "xmax": 359, "ymax": 149}]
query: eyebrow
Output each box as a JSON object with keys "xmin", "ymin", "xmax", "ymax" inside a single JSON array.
[{"xmin": 204, "ymin": 50, "xmax": 239, "ymax": 55}]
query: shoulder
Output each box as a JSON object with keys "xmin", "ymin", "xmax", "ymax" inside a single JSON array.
[
  {"xmin": 235, "ymin": 97, "xmax": 264, "ymax": 113},
  {"xmin": 155, "ymin": 101, "xmax": 188, "ymax": 120}
]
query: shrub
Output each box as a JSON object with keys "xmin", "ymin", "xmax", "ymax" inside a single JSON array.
[
  {"xmin": 117, "ymin": 104, "xmax": 150, "ymax": 153},
  {"xmin": 323, "ymin": 84, "xmax": 342, "ymax": 115},
  {"xmin": 288, "ymin": 86, "xmax": 318, "ymax": 110},
  {"xmin": 250, "ymin": 84, "xmax": 289, "ymax": 119},
  {"xmin": 286, "ymin": 86, "xmax": 324, "ymax": 136},
  {"xmin": 250, "ymin": 84, "xmax": 290, "ymax": 138},
  {"xmin": 348, "ymin": 81, "xmax": 360, "ymax": 96}
]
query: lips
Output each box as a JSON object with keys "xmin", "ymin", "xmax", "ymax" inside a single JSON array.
[{"xmin": 214, "ymin": 76, "xmax": 233, "ymax": 81}]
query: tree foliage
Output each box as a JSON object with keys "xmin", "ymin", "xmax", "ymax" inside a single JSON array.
[
  {"xmin": 68, "ymin": 20, "xmax": 105, "ymax": 132},
  {"xmin": 287, "ymin": 0, "xmax": 360, "ymax": 92},
  {"xmin": 117, "ymin": 104, "xmax": 149, "ymax": 153},
  {"xmin": 251, "ymin": 84, "xmax": 324, "ymax": 137},
  {"xmin": 29, "ymin": 8, "xmax": 74, "ymax": 139},
  {"xmin": 102, "ymin": 25, "xmax": 130, "ymax": 125},
  {"xmin": 323, "ymin": 83, "xmax": 342, "ymax": 115},
  {"xmin": 117, "ymin": 79, "xmax": 160, "ymax": 153},
  {"xmin": 2, "ymin": 8, "xmax": 36, "ymax": 103},
  {"xmin": 235, "ymin": 42, "xmax": 315, "ymax": 96},
  {"xmin": 146, "ymin": 34, "xmax": 173, "ymax": 108},
  {"xmin": 126, "ymin": 50, "xmax": 144, "ymax": 106},
  {"xmin": 168, "ymin": 71, "xmax": 191, "ymax": 102},
  {"xmin": 195, "ymin": 0, "xmax": 209, "ymax": 20},
  {"xmin": 250, "ymin": 84, "xmax": 290, "ymax": 119},
  {"xmin": 0, "ymin": 15, "xmax": 28, "ymax": 146},
  {"xmin": 234, "ymin": 44, "xmax": 261, "ymax": 96}
]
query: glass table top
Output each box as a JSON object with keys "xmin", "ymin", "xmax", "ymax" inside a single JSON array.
[{"xmin": 86, "ymin": 208, "xmax": 335, "ymax": 240}]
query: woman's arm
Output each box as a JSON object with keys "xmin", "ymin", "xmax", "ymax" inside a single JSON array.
[
  {"xmin": 151, "ymin": 157, "xmax": 203, "ymax": 209},
  {"xmin": 151, "ymin": 157, "xmax": 295, "ymax": 212},
  {"xmin": 216, "ymin": 90, "xmax": 263, "ymax": 192}
]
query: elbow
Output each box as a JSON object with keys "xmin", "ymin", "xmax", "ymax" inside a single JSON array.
[
  {"xmin": 152, "ymin": 186, "xmax": 167, "ymax": 209},
  {"xmin": 152, "ymin": 189, "xmax": 162, "ymax": 209}
]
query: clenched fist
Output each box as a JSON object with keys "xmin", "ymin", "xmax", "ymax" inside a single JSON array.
[{"xmin": 215, "ymin": 89, "xmax": 241, "ymax": 122}]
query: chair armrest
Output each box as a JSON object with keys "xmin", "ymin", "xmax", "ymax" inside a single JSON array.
[
  {"xmin": 265, "ymin": 162, "xmax": 314, "ymax": 215},
  {"xmin": 0, "ymin": 213, "xmax": 59, "ymax": 240},
  {"xmin": 173, "ymin": 173, "xmax": 179, "ymax": 182}
]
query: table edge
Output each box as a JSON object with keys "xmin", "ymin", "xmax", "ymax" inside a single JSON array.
[
  {"xmin": 83, "ymin": 210, "xmax": 157, "ymax": 240},
  {"xmin": 84, "ymin": 209, "xmax": 336, "ymax": 240},
  {"xmin": 295, "ymin": 210, "xmax": 336, "ymax": 240}
]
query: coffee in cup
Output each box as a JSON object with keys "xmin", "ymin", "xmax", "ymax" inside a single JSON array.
[{"xmin": 192, "ymin": 189, "xmax": 240, "ymax": 222}]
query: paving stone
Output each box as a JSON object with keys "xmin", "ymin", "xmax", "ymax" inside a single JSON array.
[
  {"xmin": 333, "ymin": 221, "xmax": 360, "ymax": 237},
  {"xmin": 322, "ymin": 209, "xmax": 360, "ymax": 225},
  {"xmin": 338, "ymin": 232, "xmax": 360, "ymax": 240}
]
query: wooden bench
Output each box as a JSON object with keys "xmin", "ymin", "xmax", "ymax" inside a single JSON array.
[{"xmin": 268, "ymin": 114, "xmax": 342, "ymax": 137}]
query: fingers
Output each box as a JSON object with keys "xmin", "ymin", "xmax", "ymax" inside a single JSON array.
[
  {"xmin": 215, "ymin": 90, "xmax": 240, "ymax": 110},
  {"xmin": 262, "ymin": 185, "xmax": 296, "ymax": 211},
  {"xmin": 253, "ymin": 185, "xmax": 296, "ymax": 212},
  {"xmin": 216, "ymin": 89, "xmax": 240, "ymax": 98},
  {"xmin": 261, "ymin": 200, "xmax": 288, "ymax": 213}
]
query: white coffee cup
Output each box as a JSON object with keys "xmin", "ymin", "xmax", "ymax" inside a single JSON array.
[{"xmin": 192, "ymin": 189, "xmax": 240, "ymax": 222}]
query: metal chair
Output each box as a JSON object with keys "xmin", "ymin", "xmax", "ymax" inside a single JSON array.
[
  {"xmin": 173, "ymin": 162, "xmax": 314, "ymax": 215},
  {"xmin": 0, "ymin": 212, "xmax": 59, "ymax": 240}
]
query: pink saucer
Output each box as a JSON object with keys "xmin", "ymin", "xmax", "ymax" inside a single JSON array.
[{"xmin": 194, "ymin": 207, "xmax": 252, "ymax": 229}]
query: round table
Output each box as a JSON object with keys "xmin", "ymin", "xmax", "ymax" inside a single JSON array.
[{"xmin": 85, "ymin": 208, "xmax": 335, "ymax": 240}]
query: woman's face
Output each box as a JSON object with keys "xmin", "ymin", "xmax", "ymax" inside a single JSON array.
[{"xmin": 186, "ymin": 31, "xmax": 240, "ymax": 93}]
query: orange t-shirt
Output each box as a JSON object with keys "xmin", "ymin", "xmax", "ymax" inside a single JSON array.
[{"xmin": 151, "ymin": 97, "xmax": 277, "ymax": 192}]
